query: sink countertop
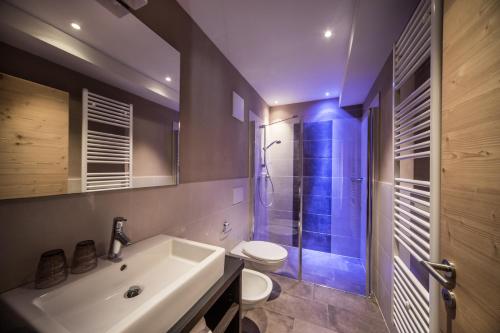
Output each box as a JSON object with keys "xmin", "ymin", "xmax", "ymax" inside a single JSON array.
[
  {"xmin": 0, "ymin": 256, "xmax": 244, "ymax": 333},
  {"xmin": 0, "ymin": 235, "xmax": 226, "ymax": 333}
]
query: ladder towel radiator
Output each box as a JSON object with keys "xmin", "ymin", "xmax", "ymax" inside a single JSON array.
[{"xmin": 392, "ymin": 0, "xmax": 442, "ymax": 332}]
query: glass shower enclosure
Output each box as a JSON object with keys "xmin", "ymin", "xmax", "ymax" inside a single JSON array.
[
  {"xmin": 253, "ymin": 116, "xmax": 303, "ymax": 280},
  {"xmin": 250, "ymin": 107, "xmax": 370, "ymax": 295}
]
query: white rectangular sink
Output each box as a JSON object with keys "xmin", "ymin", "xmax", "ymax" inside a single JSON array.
[{"xmin": 1, "ymin": 235, "xmax": 225, "ymax": 333}]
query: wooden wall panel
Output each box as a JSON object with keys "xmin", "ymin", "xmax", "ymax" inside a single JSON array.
[
  {"xmin": 0, "ymin": 73, "xmax": 69, "ymax": 199},
  {"xmin": 441, "ymin": 0, "xmax": 500, "ymax": 332}
]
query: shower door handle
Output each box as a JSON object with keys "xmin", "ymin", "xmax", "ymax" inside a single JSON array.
[{"xmin": 351, "ymin": 177, "xmax": 363, "ymax": 182}]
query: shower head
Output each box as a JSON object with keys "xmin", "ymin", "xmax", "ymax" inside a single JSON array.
[{"xmin": 264, "ymin": 140, "xmax": 281, "ymax": 151}]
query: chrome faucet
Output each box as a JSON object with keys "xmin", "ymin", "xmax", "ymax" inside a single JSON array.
[{"xmin": 108, "ymin": 217, "xmax": 132, "ymax": 262}]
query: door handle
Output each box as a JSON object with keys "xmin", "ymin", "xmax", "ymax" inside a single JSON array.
[
  {"xmin": 419, "ymin": 259, "xmax": 456, "ymax": 290},
  {"xmin": 442, "ymin": 288, "xmax": 457, "ymax": 320}
]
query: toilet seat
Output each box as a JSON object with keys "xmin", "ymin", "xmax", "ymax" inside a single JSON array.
[
  {"xmin": 242, "ymin": 241, "xmax": 288, "ymax": 262},
  {"xmin": 230, "ymin": 241, "xmax": 288, "ymax": 272}
]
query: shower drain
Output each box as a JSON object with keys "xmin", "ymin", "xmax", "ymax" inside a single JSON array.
[{"xmin": 124, "ymin": 285, "xmax": 143, "ymax": 299}]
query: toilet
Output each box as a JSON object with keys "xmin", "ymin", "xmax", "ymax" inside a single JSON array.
[
  {"xmin": 231, "ymin": 241, "xmax": 286, "ymax": 314},
  {"xmin": 241, "ymin": 269, "xmax": 273, "ymax": 314},
  {"xmin": 230, "ymin": 240, "xmax": 288, "ymax": 272}
]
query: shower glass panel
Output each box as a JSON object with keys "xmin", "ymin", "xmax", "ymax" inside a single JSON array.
[
  {"xmin": 252, "ymin": 108, "xmax": 368, "ymax": 295},
  {"xmin": 300, "ymin": 116, "xmax": 366, "ymax": 294},
  {"xmin": 253, "ymin": 117, "xmax": 302, "ymax": 280}
]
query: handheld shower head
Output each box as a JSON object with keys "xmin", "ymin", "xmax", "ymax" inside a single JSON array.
[{"xmin": 264, "ymin": 140, "xmax": 281, "ymax": 150}]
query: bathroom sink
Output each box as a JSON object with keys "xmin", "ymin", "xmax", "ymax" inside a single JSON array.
[{"xmin": 1, "ymin": 235, "xmax": 225, "ymax": 333}]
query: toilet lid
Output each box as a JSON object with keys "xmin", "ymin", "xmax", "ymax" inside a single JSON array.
[{"xmin": 242, "ymin": 241, "xmax": 288, "ymax": 262}]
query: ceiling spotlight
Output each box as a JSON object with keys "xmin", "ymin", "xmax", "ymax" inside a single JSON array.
[
  {"xmin": 325, "ymin": 92, "xmax": 331, "ymax": 97},
  {"xmin": 274, "ymin": 100, "xmax": 279, "ymax": 105},
  {"xmin": 165, "ymin": 76, "xmax": 172, "ymax": 82},
  {"xmin": 70, "ymin": 22, "xmax": 81, "ymax": 30},
  {"xmin": 324, "ymin": 29, "xmax": 333, "ymax": 39}
]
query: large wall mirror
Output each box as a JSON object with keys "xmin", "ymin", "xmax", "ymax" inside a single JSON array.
[{"xmin": 0, "ymin": 0, "xmax": 180, "ymax": 199}]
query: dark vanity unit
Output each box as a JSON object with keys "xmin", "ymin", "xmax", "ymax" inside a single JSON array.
[{"xmin": 168, "ymin": 256, "xmax": 244, "ymax": 333}]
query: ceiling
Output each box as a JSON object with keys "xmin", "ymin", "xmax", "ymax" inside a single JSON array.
[
  {"xmin": 178, "ymin": 0, "xmax": 418, "ymax": 107},
  {"xmin": 0, "ymin": 0, "xmax": 180, "ymax": 109},
  {"xmin": 178, "ymin": 0, "xmax": 354, "ymax": 106},
  {"xmin": 340, "ymin": 0, "xmax": 419, "ymax": 106}
]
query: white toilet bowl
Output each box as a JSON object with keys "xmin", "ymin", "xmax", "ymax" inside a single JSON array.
[
  {"xmin": 230, "ymin": 241, "xmax": 288, "ymax": 272},
  {"xmin": 241, "ymin": 269, "xmax": 273, "ymax": 314}
]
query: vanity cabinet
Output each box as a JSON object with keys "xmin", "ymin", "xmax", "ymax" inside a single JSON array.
[{"xmin": 168, "ymin": 256, "xmax": 244, "ymax": 333}]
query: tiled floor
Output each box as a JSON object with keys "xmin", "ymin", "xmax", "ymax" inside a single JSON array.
[
  {"xmin": 276, "ymin": 245, "xmax": 367, "ymax": 295},
  {"xmin": 244, "ymin": 273, "xmax": 388, "ymax": 333}
]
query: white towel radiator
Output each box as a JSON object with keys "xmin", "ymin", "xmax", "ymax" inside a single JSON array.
[
  {"xmin": 81, "ymin": 89, "xmax": 133, "ymax": 192},
  {"xmin": 392, "ymin": 0, "xmax": 442, "ymax": 332}
]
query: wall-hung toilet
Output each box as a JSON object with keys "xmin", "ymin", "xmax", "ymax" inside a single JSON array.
[
  {"xmin": 231, "ymin": 241, "xmax": 286, "ymax": 315},
  {"xmin": 241, "ymin": 269, "xmax": 273, "ymax": 314},
  {"xmin": 230, "ymin": 241, "xmax": 288, "ymax": 272}
]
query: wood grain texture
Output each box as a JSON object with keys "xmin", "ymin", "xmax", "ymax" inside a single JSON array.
[
  {"xmin": 441, "ymin": 0, "xmax": 500, "ymax": 332},
  {"xmin": 0, "ymin": 73, "xmax": 69, "ymax": 199}
]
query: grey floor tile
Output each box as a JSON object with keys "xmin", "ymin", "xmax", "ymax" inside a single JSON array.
[
  {"xmin": 246, "ymin": 274, "xmax": 389, "ymax": 333},
  {"xmin": 244, "ymin": 308, "xmax": 294, "ymax": 333},
  {"xmin": 327, "ymin": 304, "xmax": 388, "ymax": 333},
  {"xmin": 313, "ymin": 285, "xmax": 381, "ymax": 321},
  {"xmin": 269, "ymin": 273, "xmax": 314, "ymax": 300},
  {"xmin": 279, "ymin": 244, "xmax": 367, "ymax": 295},
  {"xmin": 306, "ymin": 274, "xmax": 365, "ymax": 295},
  {"xmin": 264, "ymin": 292, "xmax": 329, "ymax": 328},
  {"xmin": 292, "ymin": 319, "xmax": 340, "ymax": 333}
]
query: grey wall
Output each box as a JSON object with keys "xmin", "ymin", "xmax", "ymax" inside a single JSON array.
[{"xmin": 134, "ymin": 0, "xmax": 268, "ymax": 183}]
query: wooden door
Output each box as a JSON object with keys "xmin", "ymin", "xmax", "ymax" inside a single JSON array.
[{"xmin": 441, "ymin": 0, "xmax": 500, "ymax": 332}]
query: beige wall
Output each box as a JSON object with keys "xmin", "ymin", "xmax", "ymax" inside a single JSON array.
[
  {"xmin": 0, "ymin": 0, "xmax": 268, "ymax": 292},
  {"xmin": 0, "ymin": 178, "xmax": 248, "ymax": 292}
]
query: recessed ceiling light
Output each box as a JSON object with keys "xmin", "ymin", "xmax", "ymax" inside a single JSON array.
[
  {"xmin": 71, "ymin": 22, "xmax": 81, "ymax": 30},
  {"xmin": 165, "ymin": 76, "xmax": 172, "ymax": 82},
  {"xmin": 324, "ymin": 29, "xmax": 333, "ymax": 39},
  {"xmin": 274, "ymin": 100, "xmax": 279, "ymax": 105},
  {"xmin": 325, "ymin": 92, "xmax": 331, "ymax": 97}
]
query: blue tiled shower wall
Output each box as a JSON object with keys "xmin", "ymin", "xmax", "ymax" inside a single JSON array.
[
  {"xmin": 296, "ymin": 120, "xmax": 361, "ymax": 258},
  {"xmin": 301, "ymin": 121, "xmax": 333, "ymax": 253},
  {"xmin": 263, "ymin": 111, "xmax": 362, "ymax": 258}
]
